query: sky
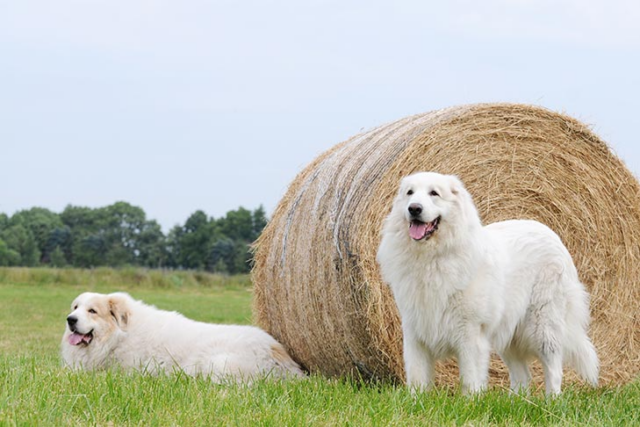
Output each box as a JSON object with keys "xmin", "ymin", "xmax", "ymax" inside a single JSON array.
[{"xmin": 1, "ymin": 0, "xmax": 639, "ymax": 231}]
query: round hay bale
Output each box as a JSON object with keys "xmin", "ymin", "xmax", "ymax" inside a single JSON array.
[{"xmin": 252, "ymin": 103, "xmax": 640, "ymax": 386}]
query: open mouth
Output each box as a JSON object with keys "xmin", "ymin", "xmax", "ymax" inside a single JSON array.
[
  {"xmin": 409, "ymin": 216, "xmax": 440, "ymax": 241},
  {"xmin": 68, "ymin": 330, "xmax": 93, "ymax": 346}
]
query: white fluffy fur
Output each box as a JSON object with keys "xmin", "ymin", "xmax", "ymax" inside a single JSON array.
[
  {"xmin": 377, "ymin": 172, "xmax": 599, "ymax": 394},
  {"xmin": 61, "ymin": 292, "xmax": 304, "ymax": 382}
]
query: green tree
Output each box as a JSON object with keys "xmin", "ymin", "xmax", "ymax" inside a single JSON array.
[
  {"xmin": 137, "ymin": 220, "xmax": 167, "ymax": 268},
  {"xmin": 0, "ymin": 203, "xmax": 267, "ymax": 271},
  {"xmin": 60, "ymin": 202, "xmax": 166, "ymax": 268},
  {"xmin": 102, "ymin": 202, "xmax": 148, "ymax": 266},
  {"xmin": 45, "ymin": 226, "xmax": 72, "ymax": 264},
  {"xmin": 206, "ymin": 206, "xmax": 265, "ymax": 274},
  {"xmin": 75, "ymin": 234, "xmax": 108, "ymax": 268},
  {"xmin": 0, "ymin": 239, "xmax": 20, "ymax": 266},
  {"xmin": 177, "ymin": 211, "xmax": 216, "ymax": 270},
  {"xmin": 49, "ymin": 246, "xmax": 68, "ymax": 267},
  {"xmin": 208, "ymin": 237, "xmax": 235, "ymax": 273},
  {"xmin": 60, "ymin": 205, "xmax": 100, "ymax": 232},
  {"xmin": 231, "ymin": 240, "xmax": 252, "ymax": 273},
  {"xmin": 251, "ymin": 205, "xmax": 268, "ymax": 241},
  {"xmin": 0, "ymin": 213, "xmax": 8, "ymax": 231},
  {"xmin": 60, "ymin": 205, "xmax": 101, "ymax": 266},
  {"xmin": 0, "ymin": 224, "xmax": 39, "ymax": 266},
  {"xmin": 218, "ymin": 207, "xmax": 254, "ymax": 241},
  {"xmin": 165, "ymin": 225, "xmax": 184, "ymax": 269},
  {"xmin": 9, "ymin": 208, "xmax": 64, "ymax": 263}
]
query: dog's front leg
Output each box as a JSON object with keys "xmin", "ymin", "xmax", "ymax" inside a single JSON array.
[
  {"xmin": 457, "ymin": 331, "xmax": 491, "ymax": 395},
  {"xmin": 403, "ymin": 329, "xmax": 434, "ymax": 392}
]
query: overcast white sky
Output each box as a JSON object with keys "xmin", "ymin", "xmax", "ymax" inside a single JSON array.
[{"xmin": 1, "ymin": 0, "xmax": 639, "ymax": 231}]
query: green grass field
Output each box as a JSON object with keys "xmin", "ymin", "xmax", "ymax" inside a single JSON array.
[{"xmin": 1, "ymin": 267, "xmax": 638, "ymax": 426}]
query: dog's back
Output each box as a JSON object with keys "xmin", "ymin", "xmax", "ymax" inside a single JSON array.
[{"xmin": 485, "ymin": 219, "xmax": 599, "ymax": 386}]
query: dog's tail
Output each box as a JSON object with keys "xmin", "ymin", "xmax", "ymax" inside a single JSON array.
[
  {"xmin": 565, "ymin": 335, "xmax": 599, "ymax": 386},
  {"xmin": 563, "ymin": 286, "xmax": 599, "ymax": 386}
]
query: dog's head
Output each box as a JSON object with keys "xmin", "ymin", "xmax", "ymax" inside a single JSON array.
[
  {"xmin": 389, "ymin": 172, "xmax": 479, "ymax": 243},
  {"xmin": 64, "ymin": 292, "xmax": 131, "ymax": 348}
]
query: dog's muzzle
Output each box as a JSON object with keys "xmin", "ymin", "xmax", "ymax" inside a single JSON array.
[
  {"xmin": 66, "ymin": 316, "xmax": 94, "ymax": 346},
  {"xmin": 409, "ymin": 216, "xmax": 440, "ymax": 241}
]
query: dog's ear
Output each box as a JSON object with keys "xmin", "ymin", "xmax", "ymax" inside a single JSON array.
[
  {"xmin": 448, "ymin": 175, "xmax": 464, "ymax": 196},
  {"xmin": 108, "ymin": 293, "xmax": 130, "ymax": 328}
]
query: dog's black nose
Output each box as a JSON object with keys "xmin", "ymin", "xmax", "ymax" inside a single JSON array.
[
  {"xmin": 67, "ymin": 316, "xmax": 78, "ymax": 328},
  {"xmin": 408, "ymin": 203, "xmax": 423, "ymax": 217}
]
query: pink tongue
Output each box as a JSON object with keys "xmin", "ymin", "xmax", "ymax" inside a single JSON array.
[
  {"xmin": 69, "ymin": 333, "xmax": 83, "ymax": 346},
  {"xmin": 68, "ymin": 332, "xmax": 91, "ymax": 346},
  {"xmin": 409, "ymin": 222, "xmax": 428, "ymax": 240}
]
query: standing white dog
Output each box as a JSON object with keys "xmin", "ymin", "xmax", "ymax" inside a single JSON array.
[
  {"xmin": 61, "ymin": 292, "xmax": 304, "ymax": 382},
  {"xmin": 377, "ymin": 172, "xmax": 598, "ymax": 394}
]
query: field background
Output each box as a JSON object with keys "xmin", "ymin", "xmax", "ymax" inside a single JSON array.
[{"xmin": 1, "ymin": 267, "xmax": 638, "ymax": 426}]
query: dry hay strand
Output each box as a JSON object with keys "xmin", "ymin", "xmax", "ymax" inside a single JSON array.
[{"xmin": 252, "ymin": 103, "xmax": 640, "ymax": 387}]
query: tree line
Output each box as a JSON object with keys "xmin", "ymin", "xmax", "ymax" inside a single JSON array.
[{"xmin": 0, "ymin": 202, "xmax": 268, "ymax": 274}]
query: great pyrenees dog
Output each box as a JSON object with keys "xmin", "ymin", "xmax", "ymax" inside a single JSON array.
[
  {"xmin": 377, "ymin": 172, "xmax": 598, "ymax": 395},
  {"xmin": 61, "ymin": 292, "xmax": 304, "ymax": 382}
]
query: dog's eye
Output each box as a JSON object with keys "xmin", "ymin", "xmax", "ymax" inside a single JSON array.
[
  {"xmin": 73, "ymin": 305, "xmax": 78, "ymax": 310},
  {"xmin": 430, "ymin": 190, "xmax": 440, "ymax": 197},
  {"xmin": 407, "ymin": 189, "xmax": 414, "ymax": 196},
  {"xmin": 88, "ymin": 309, "xmax": 97, "ymax": 314}
]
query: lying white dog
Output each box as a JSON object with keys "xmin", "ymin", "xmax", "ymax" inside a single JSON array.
[
  {"xmin": 377, "ymin": 172, "xmax": 598, "ymax": 394},
  {"xmin": 61, "ymin": 292, "xmax": 304, "ymax": 382}
]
